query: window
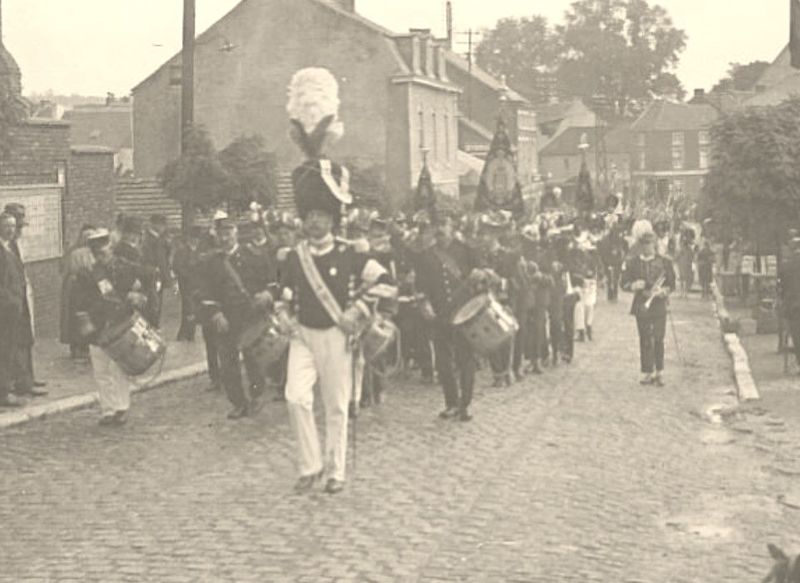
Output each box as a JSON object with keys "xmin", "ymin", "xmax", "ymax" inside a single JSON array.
[
  {"xmin": 699, "ymin": 147, "xmax": 709, "ymax": 170},
  {"xmin": 671, "ymin": 132, "xmax": 684, "ymax": 170},
  {"xmin": 564, "ymin": 157, "xmax": 570, "ymax": 171},
  {"xmin": 432, "ymin": 112, "xmax": 438, "ymax": 159},
  {"xmin": 699, "ymin": 130, "xmax": 710, "ymax": 169},
  {"xmin": 444, "ymin": 114, "xmax": 450, "ymax": 161},
  {"xmin": 638, "ymin": 150, "xmax": 646, "ymax": 170},
  {"xmin": 671, "ymin": 178, "xmax": 684, "ymax": 198},
  {"xmin": 418, "ymin": 110, "xmax": 425, "ymax": 150},
  {"xmin": 637, "ymin": 133, "xmax": 646, "ymax": 148}
]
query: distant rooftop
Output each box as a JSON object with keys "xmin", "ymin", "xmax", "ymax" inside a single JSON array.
[{"xmin": 630, "ymin": 100, "xmax": 718, "ymax": 132}]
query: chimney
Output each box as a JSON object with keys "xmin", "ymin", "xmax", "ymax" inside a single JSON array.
[
  {"xmin": 693, "ymin": 88, "xmax": 705, "ymax": 102},
  {"xmin": 446, "ymin": 1, "xmax": 453, "ymax": 50}
]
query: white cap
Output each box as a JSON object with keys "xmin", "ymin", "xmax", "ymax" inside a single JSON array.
[{"xmin": 213, "ymin": 210, "xmax": 229, "ymax": 221}]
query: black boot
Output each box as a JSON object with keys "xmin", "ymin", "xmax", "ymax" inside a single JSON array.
[{"xmin": 586, "ymin": 326, "xmax": 593, "ymax": 341}]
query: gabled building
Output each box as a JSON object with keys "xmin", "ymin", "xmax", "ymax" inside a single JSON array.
[
  {"xmin": 444, "ymin": 53, "xmax": 539, "ymax": 190},
  {"xmin": 132, "ymin": 0, "xmax": 462, "ymax": 208},
  {"xmin": 629, "ymin": 100, "xmax": 718, "ymax": 203},
  {"xmin": 745, "ymin": 45, "xmax": 800, "ymax": 107},
  {"xmin": 535, "ymin": 98, "xmax": 598, "ymax": 144},
  {"xmin": 538, "ymin": 124, "xmax": 632, "ymax": 194}
]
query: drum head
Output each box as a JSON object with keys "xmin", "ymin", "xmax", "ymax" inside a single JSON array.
[{"xmin": 452, "ymin": 294, "xmax": 490, "ymax": 326}]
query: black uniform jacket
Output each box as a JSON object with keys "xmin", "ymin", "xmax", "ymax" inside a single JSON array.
[
  {"xmin": 280, "ymin": 241, "xmax": 392, "ymax": 330},
  {"xmin": 196, "ymin": 248, "xmax": 255, "ymax": 332},
  {"xmin": 414, "ymin": 239, "xmax": 477, "ymax": 324},
  {"xmin": 620, "ymin": 254, "xmax": 676, "ymax": 317}
]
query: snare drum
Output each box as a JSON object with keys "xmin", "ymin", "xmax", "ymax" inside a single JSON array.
[
  {"xmin": 100, "ymin": 312, "xmax": 167, "ymax": 376},
  {"xmin": 361, "ymin": 315, "xmax": 399, "ymax": 364},
  {"xmin": 451, "ymin": 294, "xmax": 518, "ymax": 356},
  {"xmin": 237, "ymin": 315, "xmax": 290, "ymax": 379}
]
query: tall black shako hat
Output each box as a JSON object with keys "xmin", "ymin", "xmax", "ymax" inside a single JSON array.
[{"xmin": 287, "ymin": 68, "xmax": 352, "ymax": 227}]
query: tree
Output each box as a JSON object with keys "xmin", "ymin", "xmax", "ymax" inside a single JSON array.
[
  {"xmin": 711, "ymin": 61, "xmax": 770, "ymax": 93},
  {"xmin": 0, "ymin": 74, "xmax": 28, "ymax": 159},
  {"xmin": 218, "ymin": 135, "xmax": 278, "ymax": 212},
  {"xmin": 701, "ymin": 97, "xmax": 800, "ymax": 254},
  {"xmin": 557, "ymin": 0, "xmax": 687, "ymax": 116},
  {"xmin": 475, "ymin": 16, "xmax": 562, "ymax": 105},
  {"xmin": 159, "ymin": 125, "xmax": 228, "ymax": 215}
]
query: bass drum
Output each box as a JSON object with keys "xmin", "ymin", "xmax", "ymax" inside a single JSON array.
[
  {"xmin": 451, "ymin": 294, "xmax": 518, "ymax": 356},
  {"xmin": 237, "ymin": 315, "xmax": 290, "ymax": 379},
  {"xmin": 100, "ymin": 312, "xmax": 167, "ymax": 376}
]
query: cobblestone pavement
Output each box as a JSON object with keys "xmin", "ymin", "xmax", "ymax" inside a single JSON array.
[{"xmin": 1, "ymin": 296, "xmax": 799, "ymax": 582}]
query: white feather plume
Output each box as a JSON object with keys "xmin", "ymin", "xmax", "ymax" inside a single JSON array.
[
  {"xmin": 631, "ymin": 219, "xmax": 654, "ymax": 242},
  {"xmin": 287, "ymin": 67, "xmax": 343, "ymax": 139}
]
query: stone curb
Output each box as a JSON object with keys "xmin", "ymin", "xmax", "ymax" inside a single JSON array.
[
  {"xmin": 711, "ymin": 282, "xmax": 760, "ymax": 402},
  {"xmin": 0, "ymin": 361, "xmax": 207, "ymax": 431}
]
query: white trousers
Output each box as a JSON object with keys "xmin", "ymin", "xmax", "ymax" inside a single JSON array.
[
  {"xmin": 90, "ymin": 345, "xmax": 134, "ymax": 416},
  {"xmin": 285, "ymin": 326, "xmax": 354, "ymax": 482},
  {"xmin": 574, "ymin": 278, "xmax": 598, "ymax": 332}
]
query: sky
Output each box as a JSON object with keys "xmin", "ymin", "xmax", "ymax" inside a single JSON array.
[{"xmin": 1, "ymin": 0, "xmax": 789, "ymax": 97}]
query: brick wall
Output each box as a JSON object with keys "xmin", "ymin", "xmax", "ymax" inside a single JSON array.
[
  {"xmin": 0, "ymin": 120, "xmax": 70, "ymax": 184},
  {"xmin": 65, "ymin": 147, "xmax": 116, "ymax": 246},
  {"xmin": 0, "ymin": 124, "xmax": 117, "ymax": 338}
]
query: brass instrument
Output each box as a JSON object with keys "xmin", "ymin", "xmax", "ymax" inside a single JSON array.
[{"xmin": 643, "ymin": 273, "xmax": 666, "ymax": 310}]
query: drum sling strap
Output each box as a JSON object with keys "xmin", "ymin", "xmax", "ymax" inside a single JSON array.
[
  {"xmin": 296, "ymin": 241, "xmax": 346, "ymax": 326},
  {"xmin": 432, "ymin": 247, "xmax": 463, "ymax": 281}
]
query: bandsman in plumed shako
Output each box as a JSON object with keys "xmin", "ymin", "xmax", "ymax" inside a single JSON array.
[{"xmin": 277, "ymin": 68, "xmax": 396, "ymax": 495}]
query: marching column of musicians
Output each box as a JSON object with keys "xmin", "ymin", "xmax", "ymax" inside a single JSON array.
[{"xmin": 47, "ymin": 67, "xmax": 684, "ymax": 497}]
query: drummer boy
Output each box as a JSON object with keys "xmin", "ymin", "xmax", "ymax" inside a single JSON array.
[{"xmin": 72, "ymin": 228, "xmax": 154, "ymax": 426}]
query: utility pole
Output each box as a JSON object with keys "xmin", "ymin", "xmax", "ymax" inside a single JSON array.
[
  {"xmin": 181, "ymin": 0, "xmax": 196, "ymax": 229},
  {"xmin": 181, "ymin": 0, "xmax": 195, "ymax": 152},
  {"xmin": 454, "ymin": 29, "xmax": 480, "ymax": 121}
]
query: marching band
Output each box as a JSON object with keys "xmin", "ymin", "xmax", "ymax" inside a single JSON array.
[{"xmin": 66, "ymin": 67, "xmax": 673, "ymax": 496}]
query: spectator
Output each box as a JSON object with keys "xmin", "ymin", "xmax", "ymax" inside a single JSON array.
[
  {"xmin": 676, "ymin": 240, "xmax": 695, "ymax": 298},
  {"xmin": 60, "ymin": 224, "xmax": 96, "ymax": 360},
  {"xmin": 142, "ymin": 214, "xmax": 174, "ymax": 328},
  {"xmin": 0, "ymin": 213, "xmax": 26, "ymax": 407},
  {"xmin": 3, "ymin": 203, "xmax": 47, "ymax": 396},
  {"xmin": 697, "ymin": 241, "xmax": 715, "ymax": 299},
  {"xmin": 778, "ymin": 237, "xmax": 800, "ymax": 372},
  {"xmin": 173, "ymin": 222, "xmax": 206, "ymax": 342}
]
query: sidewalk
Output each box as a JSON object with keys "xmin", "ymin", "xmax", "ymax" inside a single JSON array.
[
  {"xmin": 0, "ymin": 293, "xmax": 207, "ymax": 429},
  {"xmin": 721, "ymin": 293, "xmax": 800, "ymax": 423}
]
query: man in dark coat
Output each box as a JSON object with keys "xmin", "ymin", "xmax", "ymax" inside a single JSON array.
[
  {"xmin": 172, "ymin": 223, "xmax": 206, "ymax": 341},
  {"xmin": 141, "ymin": 214, "xmax": 174, "ymax": 328},
  {"xmin": 779, "ymin": 237, "xmax": 800, "ymax": 370},
  {"xmin": 197, "ymin": 219, "xmax": 274, "ymax": 419},
  {"xmin": 415, "ymin": 213, "xmax": 479, "ymax": 421},
  {"xmin": 3, "ymin": 203, "xmax": 46, "ymax": 396},
  {"xmin": 0, "ymin": 213, "xmax": 27, "ymax": 407}
]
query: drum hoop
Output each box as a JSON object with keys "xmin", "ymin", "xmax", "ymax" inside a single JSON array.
[
  {"xmin": 451, "ymin": 294, "xmax": 490, "ymax": 326},
  {"xmin": 99, "ymin": 313, "xmax": 140, "ymax": 347}
]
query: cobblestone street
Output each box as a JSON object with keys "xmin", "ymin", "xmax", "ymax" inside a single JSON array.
[{"xmin": 2, "ymin": 296, "xmax": 799, "ymax": 582}]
